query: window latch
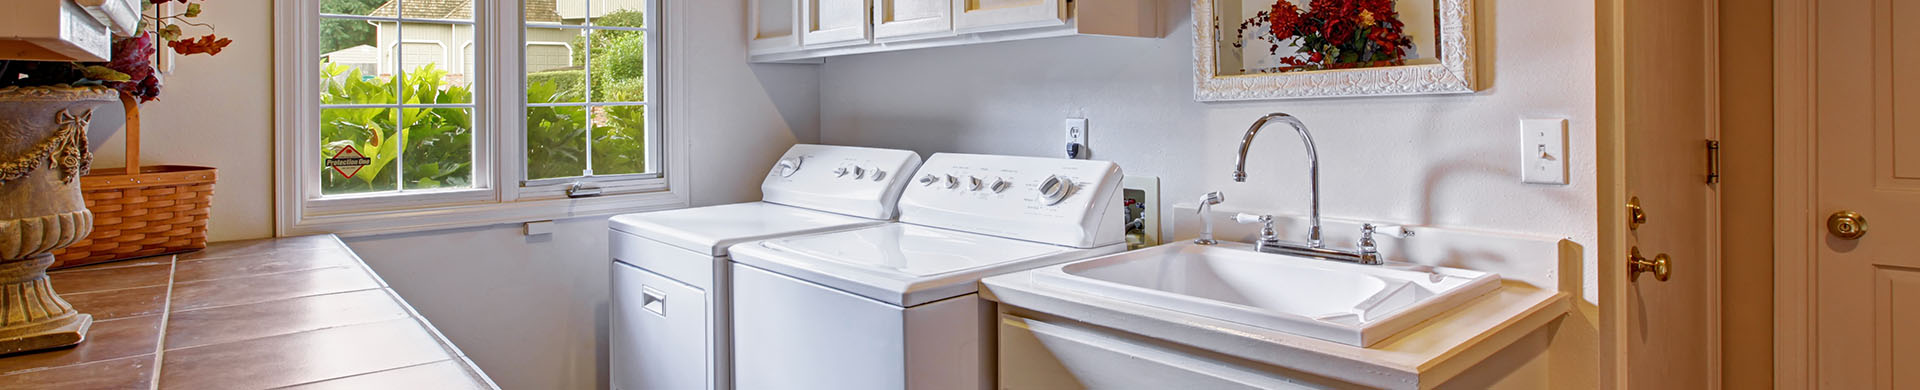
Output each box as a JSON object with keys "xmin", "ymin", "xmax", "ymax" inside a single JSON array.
[{"xmin": 566, "ymin": 182, "xmax": 603, "ymax": 198}]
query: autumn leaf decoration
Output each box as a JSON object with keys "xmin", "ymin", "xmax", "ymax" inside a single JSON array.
[{"xmin": 151, "ymin": 0, "xmax": 233, "ymax": 57}]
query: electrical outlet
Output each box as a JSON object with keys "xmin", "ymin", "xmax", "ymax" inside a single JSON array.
[
  {"xmin": 1521, "ymin": 118, "xmax": 1569, "ymax": 185},
  {"xmin": 1065, "ymin": 118, "xmax": 1089, "ymax": 159}
]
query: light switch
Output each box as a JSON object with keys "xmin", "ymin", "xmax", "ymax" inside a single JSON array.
[{"xmin": 1521, "ymin": 118, "xmax": 1569, "ymax": 185}]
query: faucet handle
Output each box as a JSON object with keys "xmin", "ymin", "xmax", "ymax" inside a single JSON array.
[
  {"xmin": 1365, "ymin": 224, "xmax": 1416, "ymax": 238},
  {"xmin": 1232, "ymin": 213, "xmax": 1269, "ymax": 224}
]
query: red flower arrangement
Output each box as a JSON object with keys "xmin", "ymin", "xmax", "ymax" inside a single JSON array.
[
  {"xmin": 1235, "ymin": 0, "xmax": 1417, "ymax": 71},
  {"xmin": 0, "ymin": 0, "xmax": 233, "ymax": 102}
]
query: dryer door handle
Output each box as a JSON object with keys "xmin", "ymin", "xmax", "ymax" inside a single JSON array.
[{"xmin": 641, "ymin": 286, "xmax": 668, "ymax": 317}]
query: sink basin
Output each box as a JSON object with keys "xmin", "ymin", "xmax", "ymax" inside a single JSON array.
[{"xmin": 1032, "ymin": 241, "xmax": 1501, "ymax": 347}]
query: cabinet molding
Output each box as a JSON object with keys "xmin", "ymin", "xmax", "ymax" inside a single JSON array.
[
  {"xmin": 748, "ymin": 0, "xmax": 803, "ymax": 55},
  {"xmin": 802, "ymin": 0, "xmax": 873, "ymax": 48}
]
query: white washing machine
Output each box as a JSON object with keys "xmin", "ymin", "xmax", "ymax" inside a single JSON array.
[
  {"xmin": 728, "ymin": 153, "xmax": 1128, "ymax": 390},
  {"xmin": 609, "ymin": 144, "xmax": 922, "ymax": 390}
]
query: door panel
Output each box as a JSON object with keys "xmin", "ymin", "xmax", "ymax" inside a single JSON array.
[
  {"xmin": 876, "ymin": 0, "xmax": 953, "ymax": 40},
  {"xmin": 1620, "ymin": 0, "xmax": 1716, "ymax": 387},
  {"xmin": 1815, "ymin": 0, "xmax": 1920, "ymax": 386},
  {"xmin": 803, "ymin": 0, "xmax": 872, "ymax": 48},
  {"xmin": 749, "ymin": 0, "xmax": 801, "ymax": 54},
  {"xmin": 952, "ymin": 0, "xmax": 1063, "ymax": 33}
]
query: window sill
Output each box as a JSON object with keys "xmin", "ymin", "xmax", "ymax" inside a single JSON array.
[{"xmin": 281, "ymin": 189, "xmax": 689, "ymax": 238}]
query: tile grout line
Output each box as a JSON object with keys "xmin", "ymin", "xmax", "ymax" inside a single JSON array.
[{"xmin": 147, "ymin": 255, "xmax": 179, "ymax": 390}]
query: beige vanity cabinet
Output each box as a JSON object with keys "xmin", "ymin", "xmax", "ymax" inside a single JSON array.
[
  {"xmin": 873, "ymin": 0, "xmax": 953, "ymax": 42},
  {"xmin": 953, "ymin": 0, "xmax": 1066, "ymax": 33},
  {"xmin": 801, "ymin": 0, "xmax": 873, "ymax": 49},
  {"xmin": 748, "ymin": 0, "xmax": 802, "ymax": 55},
  {"xmin": 0, "ymin": 0, "xmax": 141, "ymax": 62}
]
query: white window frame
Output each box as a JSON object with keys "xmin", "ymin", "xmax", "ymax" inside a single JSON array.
[{"xmin": 275, "ymin": 0, "xmax": 689, "ymax": 237}]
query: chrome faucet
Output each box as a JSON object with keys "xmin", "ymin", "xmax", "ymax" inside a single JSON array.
[
  {"xmin": 1230, "ymin": 113, "xmax": 1407, "ymax": 265},
  {"xmin": 1233, "ymin": 113, "xmax": 1325, "ymax": 250}
]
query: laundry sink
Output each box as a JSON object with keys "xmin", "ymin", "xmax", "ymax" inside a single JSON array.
[{"xmin": 1032, "ymin": 241, "xmax": 1501, "ymax": 347}]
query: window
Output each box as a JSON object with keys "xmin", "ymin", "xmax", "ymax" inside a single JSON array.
[
  {"xmin": 523, "ymin": 0, "xmax": 657, "ymax": 184},
  {"xmin": 280, "ymin": 0, "xmax": 682, "ymax": 235}
]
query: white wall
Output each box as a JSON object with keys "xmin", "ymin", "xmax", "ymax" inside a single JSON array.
[
  {"xmin": 344, "ymin": 1, "xmax": 818, "ymax": 388},
  {"xmin": 817, "ymin": 1, "xmax": 1602, "ymax": 305},
  {"xmin": 87, "ymin": 0, "xmax": 277, "ymax": 242}
]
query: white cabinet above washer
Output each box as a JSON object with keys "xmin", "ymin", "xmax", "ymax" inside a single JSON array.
[
  {"xmin": 0, "ymin": 0, "xmax": 141, "ymax": 62},
  {"xmin": 748, "ymin": 0, "xmax": 1159, "ymax": 63}
]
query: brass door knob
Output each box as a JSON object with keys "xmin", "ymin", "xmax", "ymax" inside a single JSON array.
[
  {"xmin": 1629, "ymin": 247, "xmax": 1671, "ymax": 282},
  {"xmin": 1827, "ymin": 210, "xmax": 1868, "ymax": 240}
]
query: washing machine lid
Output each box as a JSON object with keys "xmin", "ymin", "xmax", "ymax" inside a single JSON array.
[
  {"xmin": 610, "ymin": 202, "xmax": 886, "ymax": 256},
  {"xmin": 728, "ymin": 223, "xmax": 1119, "ymax": 307}
]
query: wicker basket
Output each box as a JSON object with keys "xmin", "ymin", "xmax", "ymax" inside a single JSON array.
[{"xmin": 48, "ymin": 94, "xmax": 216, "ymax": 270}]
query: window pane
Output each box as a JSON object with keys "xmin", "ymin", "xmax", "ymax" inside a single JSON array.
[
  {"xmin": 321, "ymin": 108, "xmax": 401, "ymax": 195},
  {"xmin": 402, "ymin": 107, "xmax": 475, "ymax": 190},
  {"xmin": 593, "ymin": 0, "xmax": 646, "ymax": 28},
  {"xmin": 395, "ymin": 25, "xmax": 474, "ymax": 103},
  {"xmin": 591, "ymin": 105, "xmax": 648, "ymax": 175},
  {"xmin": 321, "ymin": 18, "xmax": 392, "ymax": 104},
  {"xmin": 320, "ymin": 0, "xmax": 387, "ymax": 18},
  {"xmin": 589, "ymin": 30, "xmax": 646, "ymax": 103},
  {"xmin": 527, "ymin": 106, "xmax": 589, "ymax": 180},
  {"xmin": 548, "ymin": 0, "xmax": 586, "ymax": 24},
  {"xmin": 381, "ymin": 0, "xmax": 473, "ymax": 21},
  {"xmin": 526, "ymin": 28, "xmax": 585, "ymax": 103}
]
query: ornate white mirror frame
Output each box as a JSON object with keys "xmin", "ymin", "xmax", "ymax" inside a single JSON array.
[{"xmin": 1192, "ymin": 0, "xmax": 1478, "ymax": 101}]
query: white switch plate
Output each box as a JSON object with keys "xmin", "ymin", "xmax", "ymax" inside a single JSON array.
[
  {"xmin": 1065, "ymin": 118, "xmax": 1088, "ymax": 159},
  {"xmin": 1521, "ymin": 118, "xmax": 1569, "ymax": 185}
]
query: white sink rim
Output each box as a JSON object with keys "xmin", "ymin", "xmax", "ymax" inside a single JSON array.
[{"xmin": 1032, "ymin": 241, "xmax": 1502, "ymax": 347}]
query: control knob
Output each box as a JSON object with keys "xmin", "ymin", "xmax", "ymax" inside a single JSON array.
[
  {"xmin": 1038, "ymin": 175, "xmax": 1073, "ymax": 205},
  {"xmin": 774, "ymin": 157, "xmax": 803, "ymax": 177}
]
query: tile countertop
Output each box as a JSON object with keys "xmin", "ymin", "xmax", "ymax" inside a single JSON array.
[{"xmin": 0, "ymin": 235, "xmax": 498, "ymax": 389}]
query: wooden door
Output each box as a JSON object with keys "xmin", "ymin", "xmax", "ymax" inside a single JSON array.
[
  {"xmin": 748, "ymin": 0, "xmax": 801, "ymax": 54},
  {"xmin": 802, "ymin": 0, "xmax": 871, "ymax": 48},
  {"xmin": 1608, "ymin": 0, "xmax": 1719, "ymax": 387},
  {"xmin": 952, "ymin": 0, "xmax": 1063, "ymax": 34},
  {"xmin": 1803, "ymin": 0, "xmax": 1920, "ymax": 386},
  {"xmin": 875, "ymin": 0, "xmax": 952, "ymax": 41}
]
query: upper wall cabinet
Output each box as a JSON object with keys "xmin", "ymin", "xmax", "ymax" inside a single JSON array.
[
  {"xmin": 804, "ymin": 0, "xmax": 873, "ymax": 48},
  {"xmin": 750, "ymin": 0, "xmax": 803, "ymax": 54},
  {"xmin": 953, "ymin": 0, "xmax": 1064, "ymax": 33},
  {"xmin": 874, "ymin": 0, "xmax": 952, "ymax": 41},
  {"xmin": 749, "ymin": 0, "xmax": 1158, "ymax": 62},
  {"xmin": 0, "ymin": 0, "xmax": 141, "ymax": 62}
]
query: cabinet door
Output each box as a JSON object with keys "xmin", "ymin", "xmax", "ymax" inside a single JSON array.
[
  {"xmin": 802, "ymin": 0, "xmax": 872, "ymax": 48},
  {"xmin": 748, "ymin": 0, "xmax": 801, "ymax": 54},
  {"xmin": 874, "ymin": 0, "xmax": 952, "ymax": 41},
  {"xmin": 952, "ymin": 0, "xmax": 1065, "ymax": 34}
]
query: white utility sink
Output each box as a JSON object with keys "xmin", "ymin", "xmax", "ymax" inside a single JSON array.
[{"xmin": 1032, "ymin": 241, "xmax": 1501, "ymax": 347}]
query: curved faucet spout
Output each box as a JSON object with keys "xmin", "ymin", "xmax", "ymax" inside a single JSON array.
[{"xmin": 1231, "ymin": 113, "xmax": 1323, "ymax": 249}]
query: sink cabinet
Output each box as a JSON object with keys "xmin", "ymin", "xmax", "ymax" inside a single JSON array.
[
  {"xmin": 1000, "ymin": 313, "xmax": 1307, "ymax": 390},
  {"xmin": 748, "ymin": 0, "xmax": 1157, "ymax": 62}
]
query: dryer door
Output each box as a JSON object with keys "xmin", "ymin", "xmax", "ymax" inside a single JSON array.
[{"xmin": 613, "ymin": 262, "xmax": 710, "ymax": 390}]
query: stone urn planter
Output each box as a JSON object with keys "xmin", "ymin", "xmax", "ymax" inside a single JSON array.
[{"xmin": 0, "ymin": 85, "xmax": 117, "ymax": 354}]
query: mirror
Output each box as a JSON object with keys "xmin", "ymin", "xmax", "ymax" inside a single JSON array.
[{"xmin": 1193, "ymin": 0, "xmax": 1477, "ymax": 101}]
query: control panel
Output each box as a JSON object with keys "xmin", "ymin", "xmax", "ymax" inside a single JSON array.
[
  {"xmin": 762, "ymin": 144, "xmax": 924, "ymax": 220},
  {"xmin": 897, "ymin": 153, "xmax": 1126, "ymax": 249}
]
